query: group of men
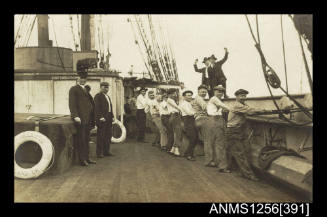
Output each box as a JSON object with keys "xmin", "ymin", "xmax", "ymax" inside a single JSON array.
[
  {"xmin": 69, "ymin": 71, "xmax": 115, "ymax": 167},
  {"xmin": 134, "ymin": 82, "xmax": 273, "ymax": 181}
]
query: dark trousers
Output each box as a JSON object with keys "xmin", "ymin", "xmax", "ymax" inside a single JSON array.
[
  {"xmin": 136, "ymin": 109, "xmax": 146, "ymax": 141},
  {"xmin": 182, "ymin": 115, "xmax": 198, "ymax": 157},
  {"xmin": 226, "ymin": 127, "xmax": 255, "ymax": 178},
  {"xmin": 161, "ymin": 114, "xmax": 172, "ymax": 148},
  {"xmin": 75, "ymin": 124, "xmax": 91, "ymax": 162},
  {"xmin": 96, "ymin": 121, "xmax": 112, "ymax": 156}
]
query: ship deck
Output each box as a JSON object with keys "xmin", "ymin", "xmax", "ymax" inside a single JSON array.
[{"xmin": 14, "ymin": 135, "xmax": 307, "ymax": 203}]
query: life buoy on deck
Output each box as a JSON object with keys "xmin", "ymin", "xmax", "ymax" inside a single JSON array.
[
  {"xmin": 14, "ymin": 131, "xmax": 54, "ymax": 179},
  {"xmin": 111, "ymin": 120, "xmax": 126, "ymax": 143}
]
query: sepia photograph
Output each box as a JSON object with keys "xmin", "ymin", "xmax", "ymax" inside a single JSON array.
[{"xmin": 14, "ymin": 14, "xmax": 312, "ymax": 204}]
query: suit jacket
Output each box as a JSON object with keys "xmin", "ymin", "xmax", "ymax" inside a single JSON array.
[
  {"xmin": 69, "ymin": 85, "xmax": 94, "ymax": 125},
  {"xmin": 94, "ymin": 92, "xmax": 114, "ymax": 126},
  {"xmin": 208, "ymin": 52, "xmax": 229, "ymax": 87},
  {"xmin": 193, "ymin": 64, "xmax": 209, "ymax": 86}
]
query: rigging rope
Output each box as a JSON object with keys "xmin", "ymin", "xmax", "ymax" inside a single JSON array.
[
  {"xmin": 298, "ymin": 32, "xmax": 313, "ymax": 94},
  {"xmin": 280, "ymin": 15, "xmax": 289, "ymax": 93},
  {"xmin": 25, "ymin": 15, "xmax": 37, "ymax": 47},
  {"xmin": 14, "ymin": 15, "xmax": 25, "ymax": 46},
  {"xmin": 127, "ymin": 16, "xmax": 153, "ymax": 79},
  {"xmin": 50, "ymin": 17, "xmax": 66, "ymax": 71},
  {"xmin": 244, "ymin": 15, "xmax": 312, "ymax": 125},
  {"xmin": 77, "ymin": 14, "xmax": 81, "ymax": 50},
  {"xmin": 69, "ymin": 15, "xmax": 78, "ymax": 51}
]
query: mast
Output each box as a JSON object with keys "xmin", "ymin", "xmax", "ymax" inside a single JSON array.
[
  {"xmin": 80, "ymin": 14, "xmax": 95, "ymax": 51},
  {"xmin": 37, "ymin": 15, "xmax": 52, "ymax": 47}
]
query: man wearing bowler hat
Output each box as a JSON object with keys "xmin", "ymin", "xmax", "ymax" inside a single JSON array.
[
  {"xmin": 136, "ymin": 87, "xmax": 148, "ymax": 142},
  {"xmin": 208, "ymin": 48, "xmax": 229, "ymax": 98},
  {"xmin": 69, "ymin": 71, "xmax": 96, "ymax": 166},
  {"xmin": 94, "ymin": 82, "xmax": 115, "ymax": 158},
  {"xmin": 226, "ymin": 89, "xmax": 272, "ymax": 181}
]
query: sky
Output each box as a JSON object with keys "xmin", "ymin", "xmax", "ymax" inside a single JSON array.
[{"xmin": 14, "ymin": 14, "xmax": 312, "ymax": 97}]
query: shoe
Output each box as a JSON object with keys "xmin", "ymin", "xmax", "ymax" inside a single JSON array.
[
  {"xmin": 174, "ymin": 147, "xmax": 180, "ymax": 156},
  {"xmin": 205, "ymin": 162, "xmax": 217, "ymax": 167},
  {"xmin": 218, "ymin": 168, "xmax": 231, "ymax": 173},
  {"xmin": 81, "ymin": 160, "xmax": 89, "ymax": 166},
  {"xmin": 161, "ymin": 146, "xmax": 167, "ymax": 151},
  {"xmin": 186, "ymin": 156, "xmax": 196, "ymax": 161},
  {"xmin": 170, "ymin": 147, "xmax": 176, "ymax": 154},
  {"xmin": 97, "ymin": 154, "xmax": 104, "ymax": 158},
  {"xmin": 87, "ymin": 159, "xmax": 96, "ymax": 164}
]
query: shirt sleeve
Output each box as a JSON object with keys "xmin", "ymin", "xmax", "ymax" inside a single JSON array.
[
  {"xmin": 180, "ymin": 102, "xmax": 195, "ymax": 116},
  {"xmin": 212, "ymin": 97, "xmax": 230, "ymax": 111},
  {"xmin": 231, "ymin": 103, "xmax": 261, "ymax": 115},
  {"xmin": 167, "ymin": 98, "xmax": 181, "ymax": 111}
]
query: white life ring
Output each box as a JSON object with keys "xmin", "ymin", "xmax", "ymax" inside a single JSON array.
[
  {"xmin": 14, "ymin": 131, "xmax": 54, "ymax": 179},
  {"xmin": 111, "ymin": 120, "xmax": 126, "ymax": 143}
]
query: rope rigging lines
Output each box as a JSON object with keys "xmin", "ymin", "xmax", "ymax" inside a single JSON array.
[
  {"xmin": 14, "ymin": 15, "xmax": 25, "ymax": 46},
  {"xmin": 244, "ymin": 14, "xmax": 312, "ymax": 125},
  {"xmin": 127, "ymin": 15, "xmax": 178, "ymax": 82}
]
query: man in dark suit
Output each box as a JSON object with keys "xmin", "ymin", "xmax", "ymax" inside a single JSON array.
[
  {"xmin": 193, "ymin": 57, "xmax": 211, "ymax": 95},
  {"xmin": 69, "ymin": 71, "xmax": 96, "ymax": 166},
  {"xmin": 208, "ymin": 48, "xmax": 229, "ymax": 98},
  {"xmin": 94, "ymin": 82, "xmax": 115, "ymax": 158}
]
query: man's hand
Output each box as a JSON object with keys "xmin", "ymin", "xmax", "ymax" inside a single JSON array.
[
  {"xmin": 112, "ymin": 118, "xmax": 116, "ymax": 123},
  {"xmin": 194, "ymin": 59, "xmax": 198, "ymax": 64},
  {"xmin": 100, "ymin": 117, "xmax": 106, "ymax": 122},
  {"xmin": 74, "ymin": 117, "xmax": 81, "ymax": 124},
  {"xmin": 224, "ymin": 47, "xmax": 228, "ymax": 53}
]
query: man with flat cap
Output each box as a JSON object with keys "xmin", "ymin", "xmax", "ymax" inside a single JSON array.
[
  {"xmin": 226, "ymin": 89, "xmax": 272, "ymax": 181},
  {"xmin": 94, "ymin": 82, "xmax": 115, "ymax": 158},
  {"xmin": 206, "ymin": 85, "xmax": 230, "ymax": 171},
  {"xmin": 208, "ymin": 48, "xmax": 229, "ymax": 98},
  {"xmin": 136, "ymin": 87, "xmax": 148, "ymax": 142},
  {"xmin": 191, "ymin": 85, "xmax": 210, "ymax": 161},
  {"xmin": 69, "ymin": 71, "xmax": 96, "ymax": 166},
  {"xmin": 194, "ymin": 57, "xmax": 211, "ymax": 95}
]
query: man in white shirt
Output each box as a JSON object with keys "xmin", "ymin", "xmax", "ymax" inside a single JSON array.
[
  {"xmin": 166, "ymin": 89, "xmax": 183, "ymax": 156},
  {"xmin": 206, "ymin": 85, "xmax": 231, "ymax": 172},
  {"xmin": 145, "ymin": 90, "xmax": 160, "ymax": 146},
  {"xmin": 179, "ymin": 90, "xmax": 198, "ymax": 161},
  {"xmin": 136, "ymin": 87, "xmax": 148, "ymax": 142},
  {"xmin": 159, "ymin": 91, "xmax": 171, "ymax": 151},
  {"xmin": 151, "ymin": 93, "xmax": 168, "ymax": 150}
]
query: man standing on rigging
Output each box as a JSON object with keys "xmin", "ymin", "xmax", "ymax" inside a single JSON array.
[
  {"xmin": 208, "ymin": 48, "xmax": 229, "ymax": 98},
  {"xmin": 193, "ymin": 57, "xmax": 211, "ymax": 96}
]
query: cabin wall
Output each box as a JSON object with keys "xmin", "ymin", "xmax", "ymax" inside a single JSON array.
[
  {"xmin": 14, "ymin": 74, "xmax": 124, "ymax": 119},
  {"xmin": 14, "ymin": 47, "xmax": 73, "ymax": 71}
]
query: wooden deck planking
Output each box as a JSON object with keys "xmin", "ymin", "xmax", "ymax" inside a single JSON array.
[{"xmin": 14, "ymin": 135, "xmax": 306, "ymax": 203}]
